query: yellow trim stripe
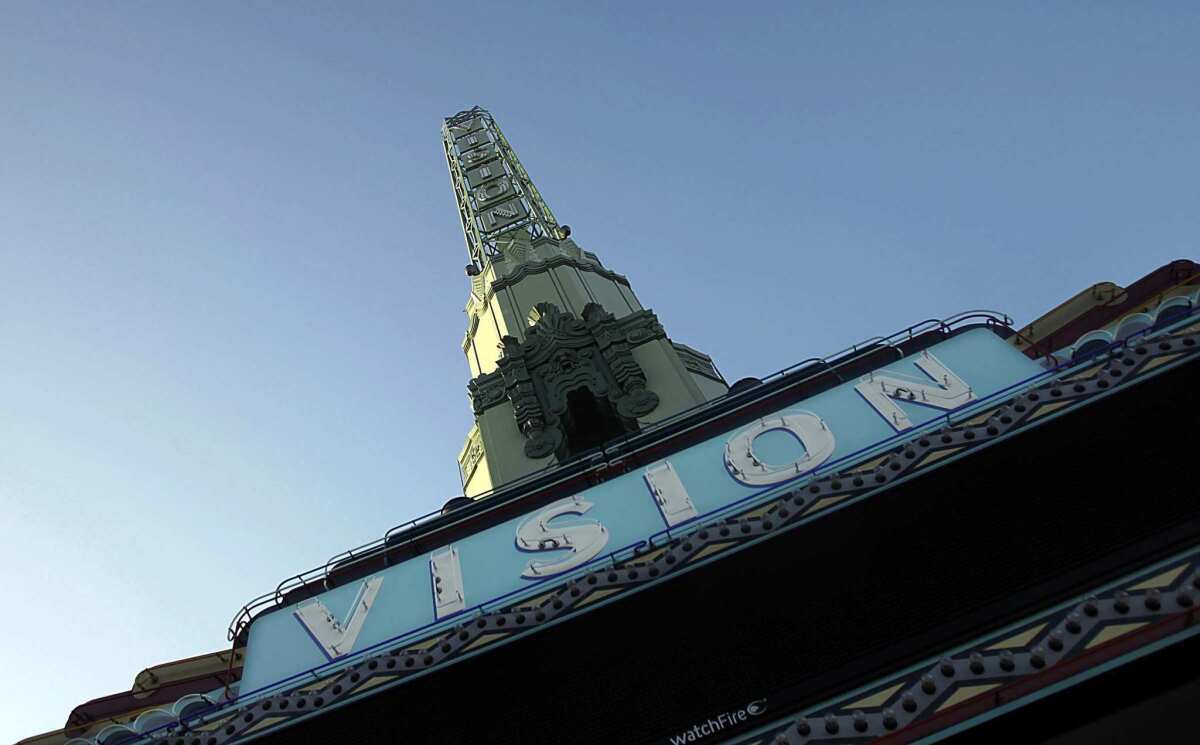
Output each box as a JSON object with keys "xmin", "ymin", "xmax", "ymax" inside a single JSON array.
[
  {"xmin": 917, "ymin": 448, "xmax": 963, "ymax": 468},
  {"xmin": 986, "ymin": 623, "xmax": 1046, "ymax": 651},
  {"xmin": 845, "ymin": 682, "xmax": 905, "ymax": 710},
  {"xmin": 936, "ymin": 684, "xmax": 1000, "ymax": 713},
  {"xmin": 689, "ymin": 542, "xmax": 736, "ymax": 563},
  {"xmin": 460, "ymin": 631, "xmax": 508, "ymax": 654},
  {"xmin": 575, "ymin": 588, "xmax": 624, "ymax": 608},
  {"xmin": 1140, "ymin": 354, "xmax": 1182, "ymax": 374},
  {"xmin": 1085, "ymin": 622, "xmax": 1149, "ymax": 650},
  {"xmin": 1027, "ymin": 400, "xmax": 1074, "ymax": 420},
  {"xmin": 811, "ymin": 495, "xmax": 850, "ymax": 512},
  {"xmin": 1128, "ymin": 564, "xmax": 1187, "ymax": 591}
]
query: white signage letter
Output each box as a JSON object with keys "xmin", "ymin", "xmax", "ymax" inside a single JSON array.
[
  {"xmin": 855, "ymin": 350, "xmax": 975, "ymax": 432},
  {"xmin": 293, "ymin": 575, "xmax": 384, "ymax": 660},
  {"xmin": 644, "ymin": 461, "xmax": 698, "ymax": 527},
  {"xmin": 430, "ymin": 545, "xmax": 466, "ymax": 619},
  {"xmin": 725, "ymin": 412, "xmax": 836, "ymax": 486},
  {"xmin": 515, "ymin": 496, "xmax": 609, "ymax": 578}
]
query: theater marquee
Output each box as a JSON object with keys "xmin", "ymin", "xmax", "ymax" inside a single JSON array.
[{"xmin": 240, "ymin": 328, "xmax": 1042, "ymax": 692}]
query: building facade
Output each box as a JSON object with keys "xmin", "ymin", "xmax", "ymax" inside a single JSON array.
[{"xmin": 19, "ymin": 109, "xmax": 1200, "ymax": 745}]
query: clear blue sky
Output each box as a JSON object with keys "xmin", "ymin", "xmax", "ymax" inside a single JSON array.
[{"xmin": 1, "ymin": 2, "xmax": 1197, "ymax": 740}]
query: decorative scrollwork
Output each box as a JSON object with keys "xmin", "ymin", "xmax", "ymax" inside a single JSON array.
[{"xmin": 469, "ymin": 302, "xmax": 666, "ymax": 459}]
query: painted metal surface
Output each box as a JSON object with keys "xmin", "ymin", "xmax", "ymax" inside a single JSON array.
[{"xmin": 239, "ymin": 328, "xmax": 1040, "ymax": 692}]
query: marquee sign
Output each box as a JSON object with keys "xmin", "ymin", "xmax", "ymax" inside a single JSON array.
[{"xmin": 240, "ymin": 328, "xmax": 1042, "ymax": 692}]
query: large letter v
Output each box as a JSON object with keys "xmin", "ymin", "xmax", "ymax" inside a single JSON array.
[{"xmin": 293, "ymin": 576, "xmax": 384, "ymax": 660}]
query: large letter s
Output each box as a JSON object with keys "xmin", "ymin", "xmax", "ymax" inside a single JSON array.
[{"xmin": 515, "ymin": 496, "xmax": 609, "ymax": 579}]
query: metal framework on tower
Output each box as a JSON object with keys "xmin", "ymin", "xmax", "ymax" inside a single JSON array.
[{"xmin": 442, "ymin": 106, "xmax": 561, "ymax": 270}]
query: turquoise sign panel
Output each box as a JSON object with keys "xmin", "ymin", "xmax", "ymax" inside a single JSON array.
[{"xmin": 240, "ymin": 328, "xmax": 1042, "ymax": 693}]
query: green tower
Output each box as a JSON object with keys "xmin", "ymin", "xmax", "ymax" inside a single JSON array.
[{"xmin": 445, "ymin": 107, "xmax": 728, "ymax": 497}]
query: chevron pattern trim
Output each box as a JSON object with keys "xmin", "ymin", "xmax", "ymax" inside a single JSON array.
[{"xmin": 739, "ymin": 549, "xmax": 1200, "ymax": 744}]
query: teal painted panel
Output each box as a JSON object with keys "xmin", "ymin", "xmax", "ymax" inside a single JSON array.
[{"xmin": 240, "ymin": 328, "xmax": 1041, "ymax": 693}]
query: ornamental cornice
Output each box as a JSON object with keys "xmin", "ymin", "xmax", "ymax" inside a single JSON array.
[
  {"xmin": 468, "ymin": 305, "xmax": 666, "ymax": 418},
  {"xmin": 671, "ymin": 341, "xmax": 724, "ymax": 383},
  {"xmin": 457, "ymin": 426, "xmax": 485, "ymax": 484}
]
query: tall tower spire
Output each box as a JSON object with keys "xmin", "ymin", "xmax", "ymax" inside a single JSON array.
[
  {"xmin": 443, "ymin": 106, "xmax": 562, "ymax": 270},
  {"xmin": 444, "ymin": 107, "xmax": 728, "ymax": 497}
]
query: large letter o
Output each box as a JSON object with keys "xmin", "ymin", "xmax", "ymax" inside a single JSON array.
[{"xmin": 724, "ymin": 412, "xmax": 836, "ymax": 486}]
